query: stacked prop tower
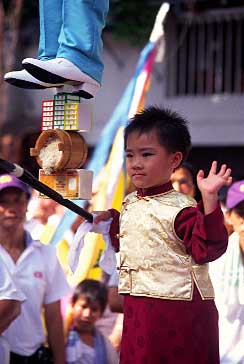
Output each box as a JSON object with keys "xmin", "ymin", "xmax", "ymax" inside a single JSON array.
[{"xmin": 30, "ymin": 93, "xmax": 93, "ymax": 200}]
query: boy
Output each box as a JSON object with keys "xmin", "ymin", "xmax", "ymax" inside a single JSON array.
[
  {"xmin": 93, "ymin": 106, "xmax": 232, "ymax": 364},
  {"xmin": 66, "ymin": 279, "xmax": 119, "ymax": 364}
]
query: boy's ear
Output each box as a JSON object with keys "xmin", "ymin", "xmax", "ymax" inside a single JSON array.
[
  {"xmin": 224, "ymin": 210, "xmax": 233, "ymax": 226},
  {"xmin": 171, "ymin": 152, "xmax": 183, "ymax": 169}
]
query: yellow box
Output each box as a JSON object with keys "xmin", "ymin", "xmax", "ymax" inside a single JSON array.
[
  {"xmin": 39, "ymin": 169, "xmax": 93, "ymax": 200},
  {"xmin": 64, "ymin": 102, "xmax": 93, "ymax": 131}
]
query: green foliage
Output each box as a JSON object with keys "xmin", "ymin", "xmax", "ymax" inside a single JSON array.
[
  {"xmin": 21, "ymin": 1, "xmax": 39, "ymax": 23},
  {"xmin": 108, "ymin": 0, "xmax": 160, "ymax": 46},
  {"xmin": 2, "ymin": 0, "xmax": 38, "ymax": 23},
  {"xmin": 3, "ymin": 0, "xmax": 161, "ymax": 46}
]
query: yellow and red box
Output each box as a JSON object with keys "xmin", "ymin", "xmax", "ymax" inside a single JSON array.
[
  {"xmin": 39, "ymin": 168, "xmax": 93, "ymax": 200},
  {"xmin": 41, "ymin": 94, "xmax": 93, "ymax": 132}
]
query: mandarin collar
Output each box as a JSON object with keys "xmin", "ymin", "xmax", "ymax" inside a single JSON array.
[{"xmin": 136, "ymin": 181, "xmax": 173, "ymax": 197}]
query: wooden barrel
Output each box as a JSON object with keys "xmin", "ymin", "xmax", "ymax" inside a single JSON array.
[{"xmin": 30, "ymin": 129, "xmax": 88, "ymax": 172}]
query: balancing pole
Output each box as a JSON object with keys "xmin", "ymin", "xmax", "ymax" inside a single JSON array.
[{"xmin": 0, "ymin": 158, "xmax": 93, "ymax": 223}]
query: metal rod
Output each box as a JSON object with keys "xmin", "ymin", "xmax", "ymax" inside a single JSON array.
[{"xmin": 0, "ymin": 158, "xmax": 93, "ymax": 223}]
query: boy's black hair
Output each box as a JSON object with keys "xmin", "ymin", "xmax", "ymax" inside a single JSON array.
[
  {"xmin": 178, "ymin": 162, "xmax": 195, "ymax": 178},
  {"xmin": 71, "ymin": 279, "xmax": 108, "ymax": 313},
  {"xmin": 124, "ymin": 106, "xmax": 191, "ymax": 162},
  {"xmin": 230, "ymin": 200, "xmax": 244, "ymax": 218}
]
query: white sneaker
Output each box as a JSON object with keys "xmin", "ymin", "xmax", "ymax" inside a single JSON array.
[
  {"xmin": 22, "ymin": 58, "xmax": 100, "ymax": 98},
  {"xmin": 4, "ymin": 69, "xmax": 63, "ymax": 89}
]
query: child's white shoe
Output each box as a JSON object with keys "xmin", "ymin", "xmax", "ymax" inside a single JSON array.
[
  {"xmin": 56, "ymin": 83, "xmax": 101, "ymax": 99},
  {"xmin": 4, "ymin": 69, "xmax": 63, "ymax": 89},
  {"xmin": 22, "ymin": 58, "xmax": 100, "ymax": 98}
]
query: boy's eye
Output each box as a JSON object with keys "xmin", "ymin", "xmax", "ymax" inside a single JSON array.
[
  {"xmin": 142, "ymin": 152, "xmax": 153, "ymax": 157},
  {"xmin": 125, "ymin": 153, "xmax": 133, "ymax": 158}
]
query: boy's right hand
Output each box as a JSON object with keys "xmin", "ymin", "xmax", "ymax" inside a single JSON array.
[
  {"xmin": 93, "ymin": 210, "xmax": 112, "ymax": 224},
  {"xmin": 197, "ymin": 161, "xmax": 232, "ymax": 196}
]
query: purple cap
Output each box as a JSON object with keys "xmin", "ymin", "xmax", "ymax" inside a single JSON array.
[
  {"xmin": 226, "ymin": 180, "xmax": 244, "ymax": 209},
  {"xmin": 0, "ymin": 174, "xmax": 31, "ymax": 199}
]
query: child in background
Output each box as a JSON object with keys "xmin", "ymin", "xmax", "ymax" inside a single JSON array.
[
  {"xmin": 93, "ymin": 106, "xmax": 232, "ymax": 364},
  {"xmin": 4, "ymin": 0, "xmax": 109, "ymax": 98},
  {"xmin": 171, "ymin": 162, "xmax": 196, "ymax": 198},
  {"xmin": 210, "ymin": 180, "xmax": 244, "ymax": 364},
  {"xmin": 66, "ymin": 279, "xmax": 118, "ymax": 364}
]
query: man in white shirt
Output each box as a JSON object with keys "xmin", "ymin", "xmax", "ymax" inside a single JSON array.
[
  {"xmin": 0, "ymin": 257, "xmax": 25, "ymax": 364},
  {"xmin": 210, "ymin": 180, "xmax": 244, "ymax": 364},
  {"xmin": 0, "ymin": 174, "xmax": 71, "ymax": 364}
]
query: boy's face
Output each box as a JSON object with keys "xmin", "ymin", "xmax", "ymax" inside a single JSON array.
[
  {"xmin": 125, "ymin": 130, "xmax": 182, "ymax": 190},
  {"xmin": 72, "ymin": 295, "xmax": 103, "ymax": 333}
]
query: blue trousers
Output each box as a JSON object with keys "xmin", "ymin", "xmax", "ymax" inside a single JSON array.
[{"xmin": 38, "ymin": 0, "xmax": 109, "ymax": 83}]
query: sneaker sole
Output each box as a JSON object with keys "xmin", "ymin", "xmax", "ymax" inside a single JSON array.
[
  {"xmin": 23, "ymin": 63, "xmax": 80, "ymax": 85},
  {"xmin": 4, "ymin": 78, "xmax": 47, "ymax": 89},
  {"xmin": 23, "ymin": 63, "xmax": 94, "ymax": 98},
  {"xmin": 71, "ymin": 90, "xmax": 93, "ymax": 99}
]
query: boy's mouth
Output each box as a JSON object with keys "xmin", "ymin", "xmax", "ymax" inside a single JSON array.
[{"xmin": 132, "ymin": 173, "xmax": 145, "ymax": 177}]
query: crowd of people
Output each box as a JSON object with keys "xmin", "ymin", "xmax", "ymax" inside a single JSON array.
[
  {"xmin": 0, "ymin": 106, "xmax": 243, "ymax": 364},
  {"xmin": 0, "ymin": 172, "xmax": 123, "ymax": 364},
  {"xmin": 2, "ymin": 1, "xmax": 243, "ymax": 363}
]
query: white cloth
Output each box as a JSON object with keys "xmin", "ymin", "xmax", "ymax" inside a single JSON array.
[
  {"xmin": 0, "ymin": 257, "xmax": 25, "ymax": 302},
  {"xmin": 69, "ymin": 215, "xmax": 116, "ymax": 274},
  {"xmin": 0, "ymin": 337, "xmax": 10, "ymax": 364},
  {"xmin": 209, "ymin": 232, "xmax": 244, "ymax": 364},
  {"xmin": 0, "ymin": 257, "xmax": 25, "ymax": 364},
  {"xmin": 1, "ymin": 231, "xmax": 71, "ymax": 356},
  {"xmin": 107, "ymin": 259, "xmax": 120, "ymax": 288}
]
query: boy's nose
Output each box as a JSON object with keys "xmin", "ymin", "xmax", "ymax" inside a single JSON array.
[
  {"xmin": 83, "ymin": 308, "xmax": 92, "ymax": 317},
  {"xmin": 131, "ymin": 157, "xmax": 142, "ymax": 169}
]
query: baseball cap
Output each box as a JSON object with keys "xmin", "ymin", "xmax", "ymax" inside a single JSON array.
[
  {"xmin": 226, "ymin": 180, "xmax": 244, "ymax": 209},
  {"xmin": 0, "ymin": 174, "xmax": 32, "ymax": 199}
]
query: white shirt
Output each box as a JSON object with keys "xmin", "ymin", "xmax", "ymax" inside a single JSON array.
[
  {"xmin": 1, "ymin": 231, "xmax": 71, "ymax": 356},
  {"xmin": 67, "ymin": 338, "xmax": 95, "ymax": 364},
  {"xmin": 0, "ymin": 256, "xmax": 25, "ymax": 364},
  {"xmin": 66, "ymin": 330, "xmax": 119, "ymax": 364},
  {"xmin": 210, "ymin": 232, "xmax": 244, "ymax": 364},
  {"xmin": 0, "ymin": 256, "xmax": 25, "ymax": 302}
]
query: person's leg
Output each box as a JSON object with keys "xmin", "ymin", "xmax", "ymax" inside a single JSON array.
[
  {"xmin": 57, "ymin": 0, "xmax": 109, "ymax": 84},
  {"xmin": 38, "ymin": 0, "xmax": 63, "ymax": 60},
  {"xmin": 5, "ymin": 0, "xmax": 109, "ymax": 96},
  {"xmin": 21, "ymin": 0, "xmax": 109, "ymax": 97},
  {"xmin": 4, "ymin": 0, "xmax": 63, "ymax": 88}
]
